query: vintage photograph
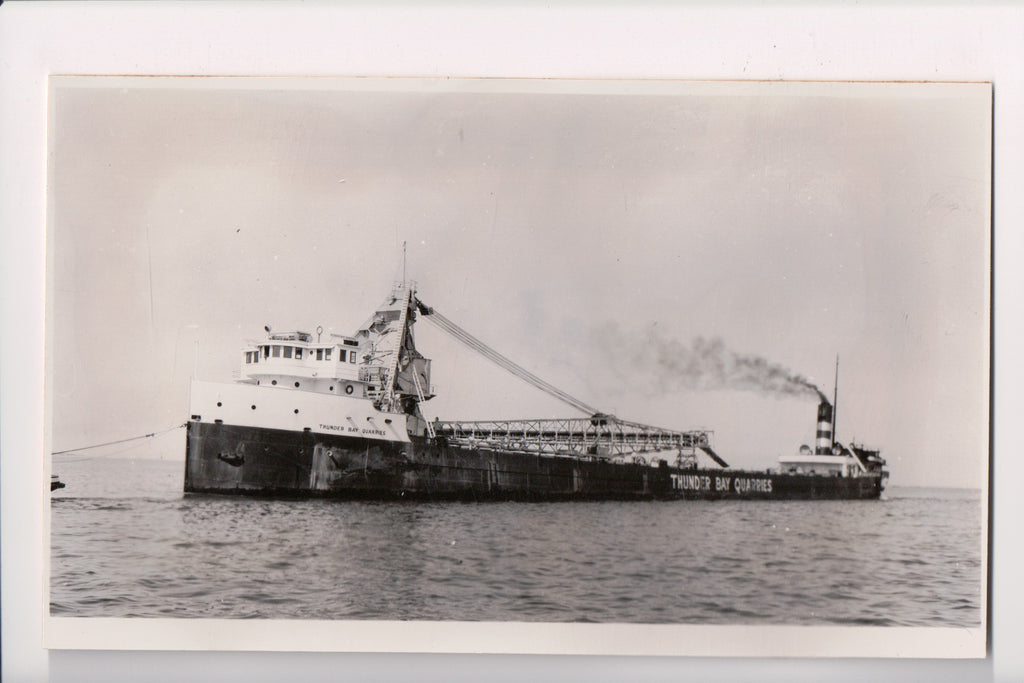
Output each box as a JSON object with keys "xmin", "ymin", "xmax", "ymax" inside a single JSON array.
[{"xmin": 45, "ymin": 77, "xmax": 989, "ymax": 652}]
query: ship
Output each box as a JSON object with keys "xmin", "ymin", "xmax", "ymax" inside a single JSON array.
[{"xmin": 184, "ymin": 281, "xmax": 888, "ymax": 501}]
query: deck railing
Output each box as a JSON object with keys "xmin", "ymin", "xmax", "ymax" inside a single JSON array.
[{"xmin": 432, "ymin": 416, "xmax": 710, "ymax": 461}]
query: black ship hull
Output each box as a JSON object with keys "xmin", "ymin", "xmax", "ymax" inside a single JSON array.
[{"xmin": 184, "ymin": 421, "xmax": 885, "ymax": 501}]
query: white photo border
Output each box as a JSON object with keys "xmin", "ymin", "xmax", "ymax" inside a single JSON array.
[{"xmin": 3, "ymin": 2, "xmax": 1020, "ymax": 682}]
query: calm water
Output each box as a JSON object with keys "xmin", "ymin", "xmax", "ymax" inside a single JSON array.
[{"xmin": 50, "ymin": 456, "xmax": 983, "ymax": 626}]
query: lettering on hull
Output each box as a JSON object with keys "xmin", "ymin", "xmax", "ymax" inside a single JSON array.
[
  {"xmin": 317, "ymin": 423, "xmax": 388, "ymax": 437},
  {"xmin": 670, "ymin": 474, "xmax": 774, "ymax": 495}
]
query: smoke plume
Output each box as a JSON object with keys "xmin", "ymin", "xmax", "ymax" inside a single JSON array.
[{"xmin": 603, "ymin": 324, "xmax": 825, "ymax": 402}]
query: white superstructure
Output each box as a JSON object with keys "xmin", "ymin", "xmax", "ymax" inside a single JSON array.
[
  {"xmin": 778, "ymin": 448, "xmax": 865, "ymax": 477},
  {"xmin": 188, "ymin": 281, "xmax": 434, "ymax": 441}
]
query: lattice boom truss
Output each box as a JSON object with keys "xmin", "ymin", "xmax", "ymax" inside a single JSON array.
[{"xmin": 433, "ymin": 416, "xmax": 711, "ymax": 461}]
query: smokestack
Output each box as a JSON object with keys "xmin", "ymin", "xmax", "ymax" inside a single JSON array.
[{"xmin": 815, "ymin": 398, "xmax": 834, "ymax": 455}]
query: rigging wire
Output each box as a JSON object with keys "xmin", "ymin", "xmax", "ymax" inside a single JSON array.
[
  {"xmin": 417, "ymin": 303, "xmax": 598, "ymax": 415},
  {"xmin": 424, "ymin": 312, "xmax": 593, "ymax": 413},
  {"xmin": 52, "ymin": 423, "xmax": 187, "ymax": 456}
]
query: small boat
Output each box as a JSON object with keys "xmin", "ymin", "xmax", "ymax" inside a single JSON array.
[{"xmin": 51, "ymin": 474, "xmax": 66, "ymax": 491}]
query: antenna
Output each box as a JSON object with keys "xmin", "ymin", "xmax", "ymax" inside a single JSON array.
[
  {"xmin": 832, "ymin": 354, "xmax": 839, "ymax": 448},
  {"xmin": 402, "ymin": 240, "xmax": 407, "ymax": 287}
]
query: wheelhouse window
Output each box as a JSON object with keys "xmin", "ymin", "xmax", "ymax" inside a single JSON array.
[
  {"xmin": 272, "ymin": 345, "xmax": 281, "ymax": 358},
  {"xmin": 283, "ymin": 346, "xmax": 293, "ymax": 359},
  {"xmin": 350, "ymin": 351, "xmax": 357, "ymax": 364},
  {"xmin": 295, "ymin": 348, "xmax": 303, "ymax": 360},
  {"xmin": 325, "ymin": 348, "xmax": 332, "ymax": 361},
  {"xmin": 263, "ymin": 346, "xmax": 269, "ymax": 359},
  {"xmin": 316, "ymin": 348, "xmax": 323, "ymax": 361},
  {"xmin": 338, "ymin": 349, "xmax": 347, "ymax": 363}
]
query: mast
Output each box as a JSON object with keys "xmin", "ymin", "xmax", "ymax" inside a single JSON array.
[
  {"xmin": 382, "ymin": 285, "xmax": 412, "ymax": 411},
  {"xmin": 832, "ymin": 354, "xmax": 839, "ymax": 449}
]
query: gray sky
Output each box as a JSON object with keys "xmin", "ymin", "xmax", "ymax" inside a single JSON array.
[{"xmin": 49, "ymin": 78, "xmax": 990, "ymax": 487}]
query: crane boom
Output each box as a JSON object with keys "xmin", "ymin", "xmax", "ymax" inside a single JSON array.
[{"xmin": 416, "ymin": 298, "xmax": 598, "ymax": 414}]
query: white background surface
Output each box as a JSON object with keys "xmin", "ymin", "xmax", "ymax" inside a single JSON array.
[{"xmin": 2, "ymin": 2, "xmax": 1021, "ymax": 681}]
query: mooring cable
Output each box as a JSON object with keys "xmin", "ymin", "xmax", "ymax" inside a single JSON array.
[{"xmin": 52, "ymin": 423, "xmax": 187, "ymax": 456}]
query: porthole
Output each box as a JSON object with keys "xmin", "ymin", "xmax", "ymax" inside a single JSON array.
[
  {"xmin": 330, "ymin": 386, "xmax": 334, "ymax": 392},
  {"xmin": 294, "ymin": 409, "xmax": 299, "ymax": 414},
  {"xmin": 251, "ymin": 405, "xmax": 256, "ymax": 410},
  {"xmin": 294, "ymin": 381, "xmax": 300, "ymax": 388},
  {"xmin": 271, "ymin": 380, "xmax": 277, "ymax": 386},
  {"xmin": 216, "ymin": 401, "xmax": 222, "ymax": 407},
  {"xmin": 345, "ymin": 385, "xmax": 354, "ymax": 395}
]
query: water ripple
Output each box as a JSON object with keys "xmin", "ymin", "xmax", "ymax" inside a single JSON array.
[{"xmin": 49, "ymin": 459, "xmax": 983, "ymax": 626}]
